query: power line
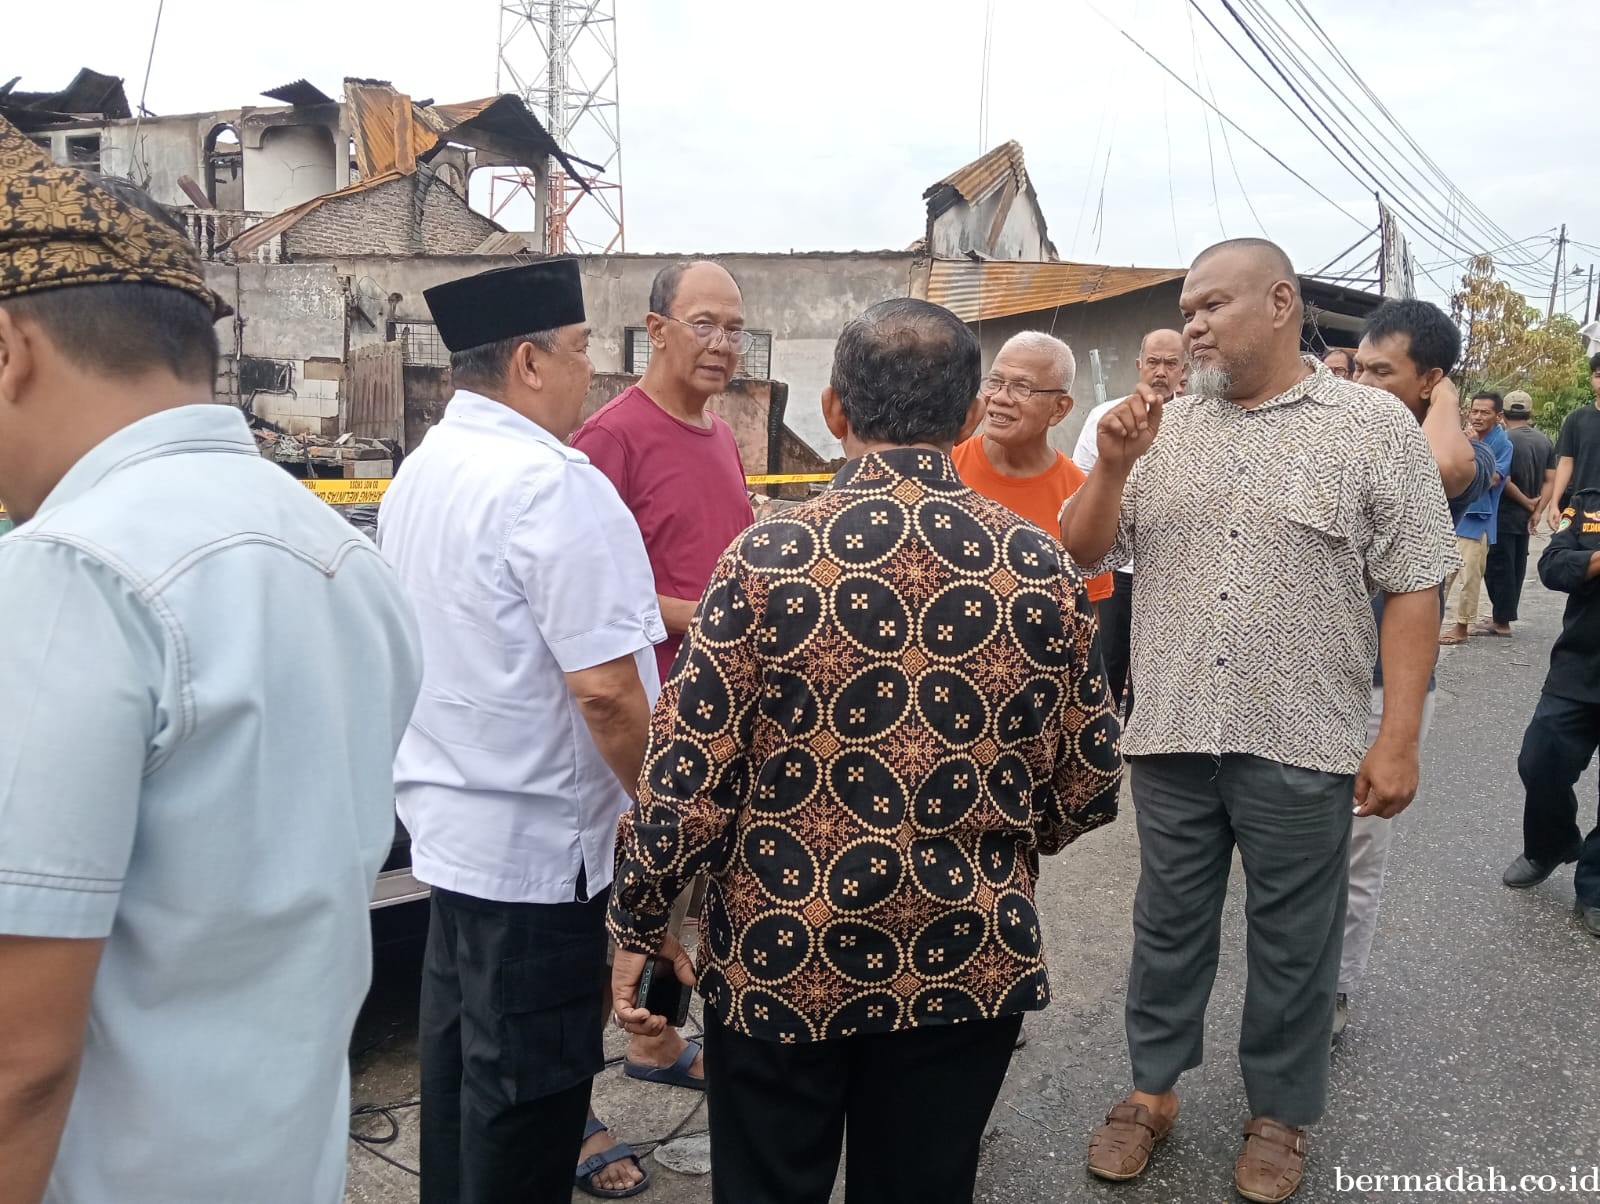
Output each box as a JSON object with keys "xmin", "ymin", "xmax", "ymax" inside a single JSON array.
[
  {"xmin": 1280, "ymin": 0, "xmax": 1528, "ymax": 265},
  {"xmin": 127, "ymin": 0, "xmax": 167, "ymax": 185},
  {"xmin": 977, "ymin": 0, "xmax": 997, "ymax": 154},
  {"xmin": 1196, "ymin": 0, "xmax": 1519, "ymax": 279},
  {"xmin": 1067, "ymin": 68, "xmax": 1114, "ymax": 257},
  {"xmin": 1182, "ymin": 0, "xmax": 1227, "ymax": 238},
  {"xmin": 1161, "ymin": 77, "xmax": 1183, "ymax": 259},
  {"xmin": 1079, "ymin": 0, "xmax": 1367, "ymax": 229},
  {"xmin": 1308, "ymin": 227, "xmax": 1377, "ymax": 277},
  {"xmin": 1193, "ymin": 24, "xmax": 1268, "ymax": 234},
  {"xmin": 1219, "ymin": 0, "xmax": 1554, "ymax": 294}
]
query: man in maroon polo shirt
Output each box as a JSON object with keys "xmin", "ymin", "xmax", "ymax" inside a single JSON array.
[
  {"xmin": 574, "ymin": 260, "xmax": 755, "ymax": 685},
  {"xmin": 569, "ymin": 263, "xmax": 753, "ymax": 1175}
]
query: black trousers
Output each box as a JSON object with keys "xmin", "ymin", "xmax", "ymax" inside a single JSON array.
[
  {"xmin": 1484, "ymin": 530, "xmax": 1531, "ymax": 624},
  {"xmin": 702, "ymin": 1009, "xmax": 1023, "ymax": 1204},
  {"xmin": 1096, "ymin": 569, "xmax": 1134, "ymax": 717},
  {"xmin": 418, "ymin": 886, "xmax": 609, "ymax": 1204},
  {"xmin": 1517, "ymin": 691, "xmax": 1600, "ymax": 907}
]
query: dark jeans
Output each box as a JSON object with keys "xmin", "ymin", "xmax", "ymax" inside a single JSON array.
[
  {"xmin": 1096, "ymin": 570, "xmax": 1134, "ymax": 717},
  {"xmin": 702, "ymin": 1008, "xmax": 1023, "ymax": 1204},
  {"xmin": 1125, "ymin": 753, "xmax": 1354, "ymax": 1126},
  {"xmin": 418, "ymin": 887, "xmax": 609, "ymax": 1204},
  {"xmin": 1517, "ymin": 691, "xmax": 1600, "ymax": 907},
  {"xmin": 1484, "ymin": 529, "xmax": 1531, "ymax": 625}
]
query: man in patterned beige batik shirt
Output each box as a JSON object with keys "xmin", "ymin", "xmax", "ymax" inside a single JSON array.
[
  {"xmin": 1061, "ymin": 240, "xmax": 1455, "ymax": 1203},
  {"xmin": 607, "ymin": 298, "xmax": 1123, "ymax": 1204}
]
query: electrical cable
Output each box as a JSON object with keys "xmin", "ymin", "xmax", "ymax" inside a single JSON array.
[
  {"xmin": 349, "ymin": 1098, "xmax": 421, "ymax": 1177},
  {"xmin": 1284, "ymin": 0, "xmax": 1523, "ymax": 255},
  {"xmin": 1308, "ymin": 227, "xmax": 1377, "ymax": 277},
  {"xmin": 347, "ymin": 1026, "xmax": 711, "ymax": 1180},
  {"xmin": 1067, "ymin": 90, "xmax": 1112, "ymax": 258},
  {"xmin": 1078, "ymin": 0, "xmax": 1367, "ymax": 229},
  {"xmin": 1228, "ymin": 0, "xmax": 1507, "ymax": 261},
  {"xmin": 1193, "ymin": 0, "xmax": 1504, "ymax": 274},
  {"xmin": 1182, "ymin": 0, "xmax": 1228, "ymax": 238},
  {"xmin": 1267, "ymin": 0, "xmax": 1552, "ymax": 292},
  {"xmin": 1220, "ymin": 0, "xmax": 1552, "ymax": 292},
  {"xmin": 977, "ymin": 0, "xmax": 997, "ymax": 154},
  {"xmin": 1192, "ymin": 21, "xmax": 1269, "ymax": 235},
  {"xmin": 1161, "ymin": 77, "xmax": 1183, "ymax": 260},
  {"xmin": 126, "ymin": 0, "xmax": 166, "ymax": 185}
]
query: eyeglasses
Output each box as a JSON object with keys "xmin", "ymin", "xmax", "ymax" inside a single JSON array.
[
  {"xmin": 980, "ymin": 376, "xmax": 1069, "ymax": 404},
  {"xmin": 663, "ymin": 316, "xmax": 756, "ymax": 355}
]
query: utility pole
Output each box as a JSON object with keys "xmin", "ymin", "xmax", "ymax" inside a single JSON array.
[
  {"xmin": 1546, "ymin": 223, "xmax": 1566, "ymax": 320},
  {"xmin": 1585, "ymin": 265, "xmax": 1595, "ymax": 325}
]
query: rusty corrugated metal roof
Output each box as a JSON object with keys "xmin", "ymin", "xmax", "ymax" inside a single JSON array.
[
  {"xmin": 262, "ymin": 79, "xmax": 336, "ymax": 107},
  {"xmin": 226, "ymin": 82, "xmax": 593, "ymax": 258},
  {"xmin": 347, "ymin": 81, "xmax": 426, "ymax": 178},
  {"xmin": 924, "ymin": 141, "xmax": 1026, "ymax": 217},
  {"xmin": 924, "ymin": 258, "xmax": 1185, "ymax": 323}
]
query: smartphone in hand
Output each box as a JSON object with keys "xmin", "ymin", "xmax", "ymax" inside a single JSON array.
[{"xmin": 636, "ymin": 955, "xmax": 692, "ymax": 1028}]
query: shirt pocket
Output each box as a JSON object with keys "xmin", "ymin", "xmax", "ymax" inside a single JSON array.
[{"xmin": 1282, "ymin": 455, "xmax": 1348, "ymax": 541}]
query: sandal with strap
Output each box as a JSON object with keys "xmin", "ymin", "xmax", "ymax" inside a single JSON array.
[
  {"xmin": 1235, "ymin": 1117, "xmax": 1307, "ymax": 1203},
  {"xmin": 574, "ymin": 1116, "xmax": 651, "ymax": 1199},
  {"xmin": 1086, "ymin": 1097, "xmax": 1177, "ymax": 1182},
  {"xmin": 623, "ymin": 1038, "xmax": 705, "ymax": 1091}
]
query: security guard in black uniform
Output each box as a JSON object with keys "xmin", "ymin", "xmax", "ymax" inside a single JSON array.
[{"xmin": 1502, "ymin": 486, "xmax": 1600, "ymax": 937}]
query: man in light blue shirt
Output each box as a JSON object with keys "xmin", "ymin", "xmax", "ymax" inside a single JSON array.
[
  {"xmin": 1441, "ymin": 391, "xmax": 1513, "ymax": 645},
  {"xmin": 0, "ymin": 123, "xmax": 422, "ymax": 1204}
]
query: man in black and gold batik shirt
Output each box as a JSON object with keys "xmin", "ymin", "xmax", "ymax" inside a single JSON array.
[{"xmin": 609, "ymin": 298, "xmax": 1121, "ymax": 1204}]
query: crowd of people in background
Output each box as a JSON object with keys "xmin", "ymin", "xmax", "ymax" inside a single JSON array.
[{"xmin": 3, "ymin": 111, "xmax": 1599, "ymax": 1204}]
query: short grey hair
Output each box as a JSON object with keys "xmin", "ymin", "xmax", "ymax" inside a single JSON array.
[
  {"xmin": 449, "ymin": 328, "xmax": 560, "ymax": 393},
  {"xmin": 996, "ymin": 330, "xmax": 1076, "ymax": 394}
]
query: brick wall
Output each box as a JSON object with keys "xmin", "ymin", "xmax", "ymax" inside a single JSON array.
[
  {"xmin": 419, "ymin": 176, "xmax": 500, "ymax": 253},
  {"xmin": 285, "ymin": 174, "xmax": 501, "ymax": 258}
]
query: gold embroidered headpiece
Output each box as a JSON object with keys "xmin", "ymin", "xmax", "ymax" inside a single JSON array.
[{"xmin": 0, "ymin": 114, "xmax": 229, "ymax": 318}]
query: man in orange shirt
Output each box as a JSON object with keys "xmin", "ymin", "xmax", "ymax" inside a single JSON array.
[{"xmin": 954, "ymin": 331, "xmax": 1112, "ymax": 606}]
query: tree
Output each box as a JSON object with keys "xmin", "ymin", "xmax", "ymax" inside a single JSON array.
[{"xmin": 1451, "ymin": 255, "xmax": 1590, "ymax": 436}]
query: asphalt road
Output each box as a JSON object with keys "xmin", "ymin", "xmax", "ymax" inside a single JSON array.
[{"xmin": 346, "ymin": 552, "xmax": 1599, "ymax": 1203}]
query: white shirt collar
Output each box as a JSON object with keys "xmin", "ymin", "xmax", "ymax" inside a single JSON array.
[{"xmin": 443, "ymin": 389, "xmax": 570, "ymax": 452}]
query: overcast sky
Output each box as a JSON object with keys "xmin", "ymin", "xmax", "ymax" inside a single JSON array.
[{"xmin": 10, "ymin": 0, "xmax": 1597, "ymax": 315}]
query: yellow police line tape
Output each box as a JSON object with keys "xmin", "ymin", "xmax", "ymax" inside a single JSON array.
[
  {"xmin": 299, "ymin": 473, "xmax": 832, "ymax": 504},
  {"xmin": 0, "ymin": 473, "xmax": 836, "ymax": 519}
]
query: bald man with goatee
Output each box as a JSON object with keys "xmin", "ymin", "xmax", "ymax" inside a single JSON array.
[{"xmin": 1061, "ymin": 239, "xmax": 1455, "ymax": 1201}]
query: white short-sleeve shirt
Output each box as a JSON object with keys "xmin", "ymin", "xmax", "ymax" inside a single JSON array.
[
  {"xmin": 379, "ymin": 391, "xmax": 664, "ymax": 904},
  {"xmin": 1071, "ymin": 397, "xmax": 1133, "ymax": 575}
]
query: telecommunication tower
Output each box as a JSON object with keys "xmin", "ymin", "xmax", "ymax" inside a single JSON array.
[{"xmin": 492, "ymin": 1, "xmax": 626, "ymax": 254}]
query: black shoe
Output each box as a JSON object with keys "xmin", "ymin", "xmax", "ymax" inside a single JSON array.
[
  {"xmin": 1579, "ymin": 904, "xmax": 1600, "ymax": 939},
  {"xmin": 1331, "ymin": 993, "xmax": 1350, "ymax": 1046},
  {"xmin": 1502, "ymin": 852, "xmax": 1577, "ymax": 889}
]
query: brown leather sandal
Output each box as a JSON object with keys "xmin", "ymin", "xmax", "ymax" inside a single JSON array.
[
  {"xmin": 1234, "ymin": 1117, "xmax": 1307, "ymax": 1203},
  {"xmin": 1086, "ymin": 1097, "xmax": 1177, "ymax": 1181}
]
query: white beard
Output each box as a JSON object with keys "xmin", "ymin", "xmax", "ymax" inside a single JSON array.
[{"xmin": 1187, "ymin": 363, "xmax": 1231, "ymax": 399}]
